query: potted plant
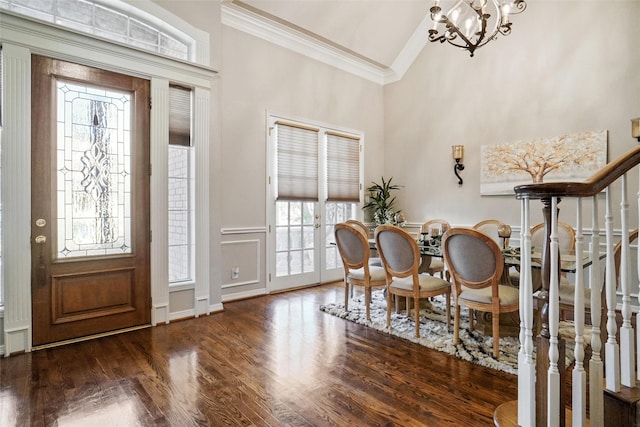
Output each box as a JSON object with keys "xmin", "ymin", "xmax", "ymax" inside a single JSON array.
[{"xmin": 363, "ymin": 176, "xmax": 402, "ymax": 225}]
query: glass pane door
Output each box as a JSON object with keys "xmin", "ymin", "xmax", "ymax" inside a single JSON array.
[
  {"xmin": 56, "ymin": 81, "xmax": 132, "ymax": 259},
  {"xmin": 270, "ymin": 200, "xmax": 320, "ymax": 291}
]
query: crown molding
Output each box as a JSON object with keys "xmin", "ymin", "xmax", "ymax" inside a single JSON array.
[
  {"xmin": 221, "ymin": 2, "xmax": 429, "ymax": 86},
  {"xmin": 221, "ymin": 2, "xmax": 390, "ymax": 85},
  {"xmin": 385, "ymin": 15, "xmax": 431, "ymax": 85}
]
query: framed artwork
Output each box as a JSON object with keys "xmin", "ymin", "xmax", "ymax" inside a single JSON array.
[{"xmin": 480, "ymin": 130, "xmax": 608, "ymax": 196}]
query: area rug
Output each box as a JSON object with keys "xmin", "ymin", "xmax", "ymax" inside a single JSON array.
[{"xmin": 320, "ymin": 290, "xmax": 520, "ymax": 375}]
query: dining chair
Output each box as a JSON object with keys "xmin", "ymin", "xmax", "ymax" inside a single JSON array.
[
  {"xmin": 530, "ymin": 221, "xmax": 576, "ymax": 251},
  {"xmin": 334, "ymin": 223, "xmax": 387, "ymax": 321},
  {"xmin": 375, "ymin": 224, "xmax": 451, "ymax": 338},
  {"xmin": 511, "ymin": 221, "xmax": 576, "ymax": 291},
  {"xmin": 345, "ymin": 219, "xmax": 371, "ymax": 238},
  {"xmin": 561, "ymin": 229, "xmax": 638, "ymax": 326},
  {"xmin": 345, "ymin": 219, "xmax": 382, "ymax": 267},
  {"xmin": 420, "ymin": 219, "xmax": 451, "ymax": 278},
  {"xmin": 472, "ymin": 219, "xmax": 510, "ymax": 247},
  {"xmin": 442, "ymin": 227, "xmax": 519, "ymax": 359},
  {"xmin": 530, "ymin": 221, "xmax": 576, "ymax": 318}
]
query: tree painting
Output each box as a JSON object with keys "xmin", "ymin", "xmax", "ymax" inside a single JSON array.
[{"xmin": 480, "ymin": 130, "xmax": 607, "ymax": 195}]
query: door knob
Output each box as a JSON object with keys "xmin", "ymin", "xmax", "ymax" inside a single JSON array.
[{"xmin": 34, "ymin": 235, "xmax": 47, "ymax": 244}]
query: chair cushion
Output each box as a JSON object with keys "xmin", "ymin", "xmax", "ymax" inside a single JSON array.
[
  {"xmin": 459, "ymin": 285, "xmax": 519, "ymax": 306},
  {"xmin": 559, "ymin": 281, "xmax": 591, "ymax": 305},
  {"xmin": 429, "ymin": 259, "xmax": 444, "ymax": 270},
  {"xmin": 390, "ymin": 273, "xmax": 450, "ymax": 292},
  {"xmin": 348, "ymin": 266, "xmax": 386, "ymax": 282}
]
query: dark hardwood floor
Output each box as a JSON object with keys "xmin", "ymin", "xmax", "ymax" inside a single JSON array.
[{"xmin": 0, "ymin": 283, "xmax": 517, "ymax": 426}]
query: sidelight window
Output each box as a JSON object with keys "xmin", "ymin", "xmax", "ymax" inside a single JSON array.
[{"xmin": 168, "ymin": 85, "xmax": 194, "ymax": 284}]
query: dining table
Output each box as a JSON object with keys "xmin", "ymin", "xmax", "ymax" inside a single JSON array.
[{"xmin": 369, "ymin": 237, "xmax": 606, "ymax": 337}]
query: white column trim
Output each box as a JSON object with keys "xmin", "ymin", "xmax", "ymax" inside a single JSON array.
[
  {"xmin": 150, "ymin": 78, "xmax": 170, "ymax": 326},
  {"xmin": 194, "ymin": 87, "xmax": 211, "ymax": 316},
  {"xmin": 2, "ymin": 43, "xmax": 32, "ymax": 355}
]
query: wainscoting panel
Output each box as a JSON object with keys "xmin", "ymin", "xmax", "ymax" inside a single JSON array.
[{"xmin": 221, "ymin": 230, "xmax": 266, "ymax": 301}]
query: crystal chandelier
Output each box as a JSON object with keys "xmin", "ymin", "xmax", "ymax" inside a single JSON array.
[{"xmin": 428, "ymin": 0, "xmax": 527, "ymax": 57}]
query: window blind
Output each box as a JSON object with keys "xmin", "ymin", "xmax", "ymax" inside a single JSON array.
[
  {"xmin": 276, "ymin": 122, "xmax": 319, "ymax": 201},
  {"xmin": 326, "ymin": 132, "xmax": 360, "ymax": 202},
  {"xmin": 169, "ymin": 85, "xmax": 191, "ymax": 146}
]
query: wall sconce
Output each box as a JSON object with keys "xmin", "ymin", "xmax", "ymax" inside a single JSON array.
[
  {"xmin": 632, "ymin": 117, "xmax": 640, "ymax": 142},
  {"xmin": 451, "ymin": 145, "xmax": 465, "ymax": 185}
]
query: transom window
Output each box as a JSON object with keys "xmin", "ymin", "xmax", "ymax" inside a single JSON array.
[{"xmin": 0, "ymin": 0, "xmax": 193, "ymax": 61}]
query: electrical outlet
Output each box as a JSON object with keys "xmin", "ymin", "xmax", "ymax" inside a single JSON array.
[{"xmin": 231, "ymin": 266, "xmax": 239, "ymax": 279}]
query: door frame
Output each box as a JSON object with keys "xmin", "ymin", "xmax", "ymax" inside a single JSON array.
[
  {"xmin": 30, "ymin": 55, "xmax": 152, "ymax": 346},
  {"xmin": 1, "ymin": 11, "xmax": 217, "ymax": 355},
  {"xmin": 265, "ymin": 112, "xmax": 363, "ymax": 293}
]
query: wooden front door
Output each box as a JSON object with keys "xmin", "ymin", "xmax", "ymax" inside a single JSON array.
[{"xmin": 31, "ymin": 55, "xmax": 151, "ymax": 346}]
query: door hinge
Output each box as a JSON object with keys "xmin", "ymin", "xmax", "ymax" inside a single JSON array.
[
  {"xmin": 268, "ymin": 176, "xmax": 271, "ymax": 185},
  {"xmin": 268, "ymin": 224, "xmax": 271, "ymax": 233},
  {"xmin": 149, "ymin": 97, "xmax": 152, "ymax": 110},
  {"xmin": 269, "ymin": 273, "xmax": 271, "ymax": 282}
]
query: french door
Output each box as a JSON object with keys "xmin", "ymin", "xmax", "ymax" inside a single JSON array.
[
  {"xmin": 31, "ymin": 56, "xmax": 151, "ymax": 346},
  {"xmin": 267, "ymin": 115, "xmax": 361, "ymax": 292}
]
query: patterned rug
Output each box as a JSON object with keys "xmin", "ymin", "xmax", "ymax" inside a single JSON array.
[{"xmin": 319, "ymin": 289, "xmax": 520, "ymax": 375}]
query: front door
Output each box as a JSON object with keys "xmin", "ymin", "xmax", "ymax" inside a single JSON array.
[{"xmin": 31, "ymin": 55, "xmax": 151, "ymax": 346}]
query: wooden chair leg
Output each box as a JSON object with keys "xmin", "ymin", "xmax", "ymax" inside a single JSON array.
[
  {"xmin": 344, "ymin": 280, "xmax": 349, "ymax": 311},
  {"xmin": 414, "ymin": 297, "xmax": 420, "ymax": 338},
  {"xmin": 445, "ymin": 293, "xmax": 450, "ymax": 329},
  {"xmin": 386, "ymin": 288, "xmax": 392, "ymax": 330},
  {"xmin": 469, "ymin": 308, "xmax": 475, "ymax": 331},
  {"xmin": 365, "ymin": 287, "xmax": 371, "ymax": 321},
  {"xmin": 454, "ymin": 303, "xmax": 461, "ymax": 345},
  {"xmin": 493, "ymin": 311, "xmax": 500, "ymax": 359}
]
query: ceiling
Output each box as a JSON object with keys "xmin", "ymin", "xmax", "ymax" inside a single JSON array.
[{"xmin": 237, "ymin": 0, "xmax": 429, "ymax": 69}]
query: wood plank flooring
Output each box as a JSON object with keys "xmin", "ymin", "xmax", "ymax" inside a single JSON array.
[{"xmin": 0, "ymin": 283, "xmax": 517, "ymax": 426}]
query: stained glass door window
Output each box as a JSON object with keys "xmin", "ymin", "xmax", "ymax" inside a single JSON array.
[{"xmin": 56, "ymin": 81, "xmax": 131, "ymax": 258}]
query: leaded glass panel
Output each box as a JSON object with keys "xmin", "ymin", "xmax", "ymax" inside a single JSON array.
[
  {"xmin": 0, "ymin": 0, "xmax": 192, "ymax": 61},
  {"xmin": 56, "ymin": 81, "xmax": 131, "ymax": 258}
]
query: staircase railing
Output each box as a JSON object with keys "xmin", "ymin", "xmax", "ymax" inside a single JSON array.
[{"xmin": 508, "ymin": 145, "xmax": 640, "ymax": 427}]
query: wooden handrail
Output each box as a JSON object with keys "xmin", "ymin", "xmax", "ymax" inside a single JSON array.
[
  {"xmin": 501, "ymin": 143, "xmax": 640, "ymax": 426},
  {"xmin": 510, "ymin": 144, "xmax": 640, "ymax": 426},
  {"xmin": 514, "ymin": 145, "xmax": 640, "ymax": 199}
]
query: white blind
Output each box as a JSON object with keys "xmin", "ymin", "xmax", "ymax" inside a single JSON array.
[
  {"xmin": 276, "ymin": 122, "xmax": 319, "ymax": 201},
  {"xmin": 326, "ymin": 132, "xmax": 360, "ymax": 202},
  {"xmin": 169, "ymin": 85, "xmax": 191, "ymax": 146}
]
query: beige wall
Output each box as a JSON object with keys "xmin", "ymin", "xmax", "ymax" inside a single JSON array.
[
  {"xmin": 154, "ymin": 0, "xmax": 640, "ymax": 303},
  {"xmin": 219, "ymin": 26, "xmax": 385, "ymax": 299},
  {"xmin": 383, "ymin": 1, "xmax": 640, "ymax": 229},
  {"xmin": 220, "ymin": 27, "xmax": 385, "ymax": 228}
]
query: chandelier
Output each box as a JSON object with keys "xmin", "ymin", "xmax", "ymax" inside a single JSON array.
[{"xmin": 428, "ymin": 0, "xmax": 527, "ymax": 57}]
